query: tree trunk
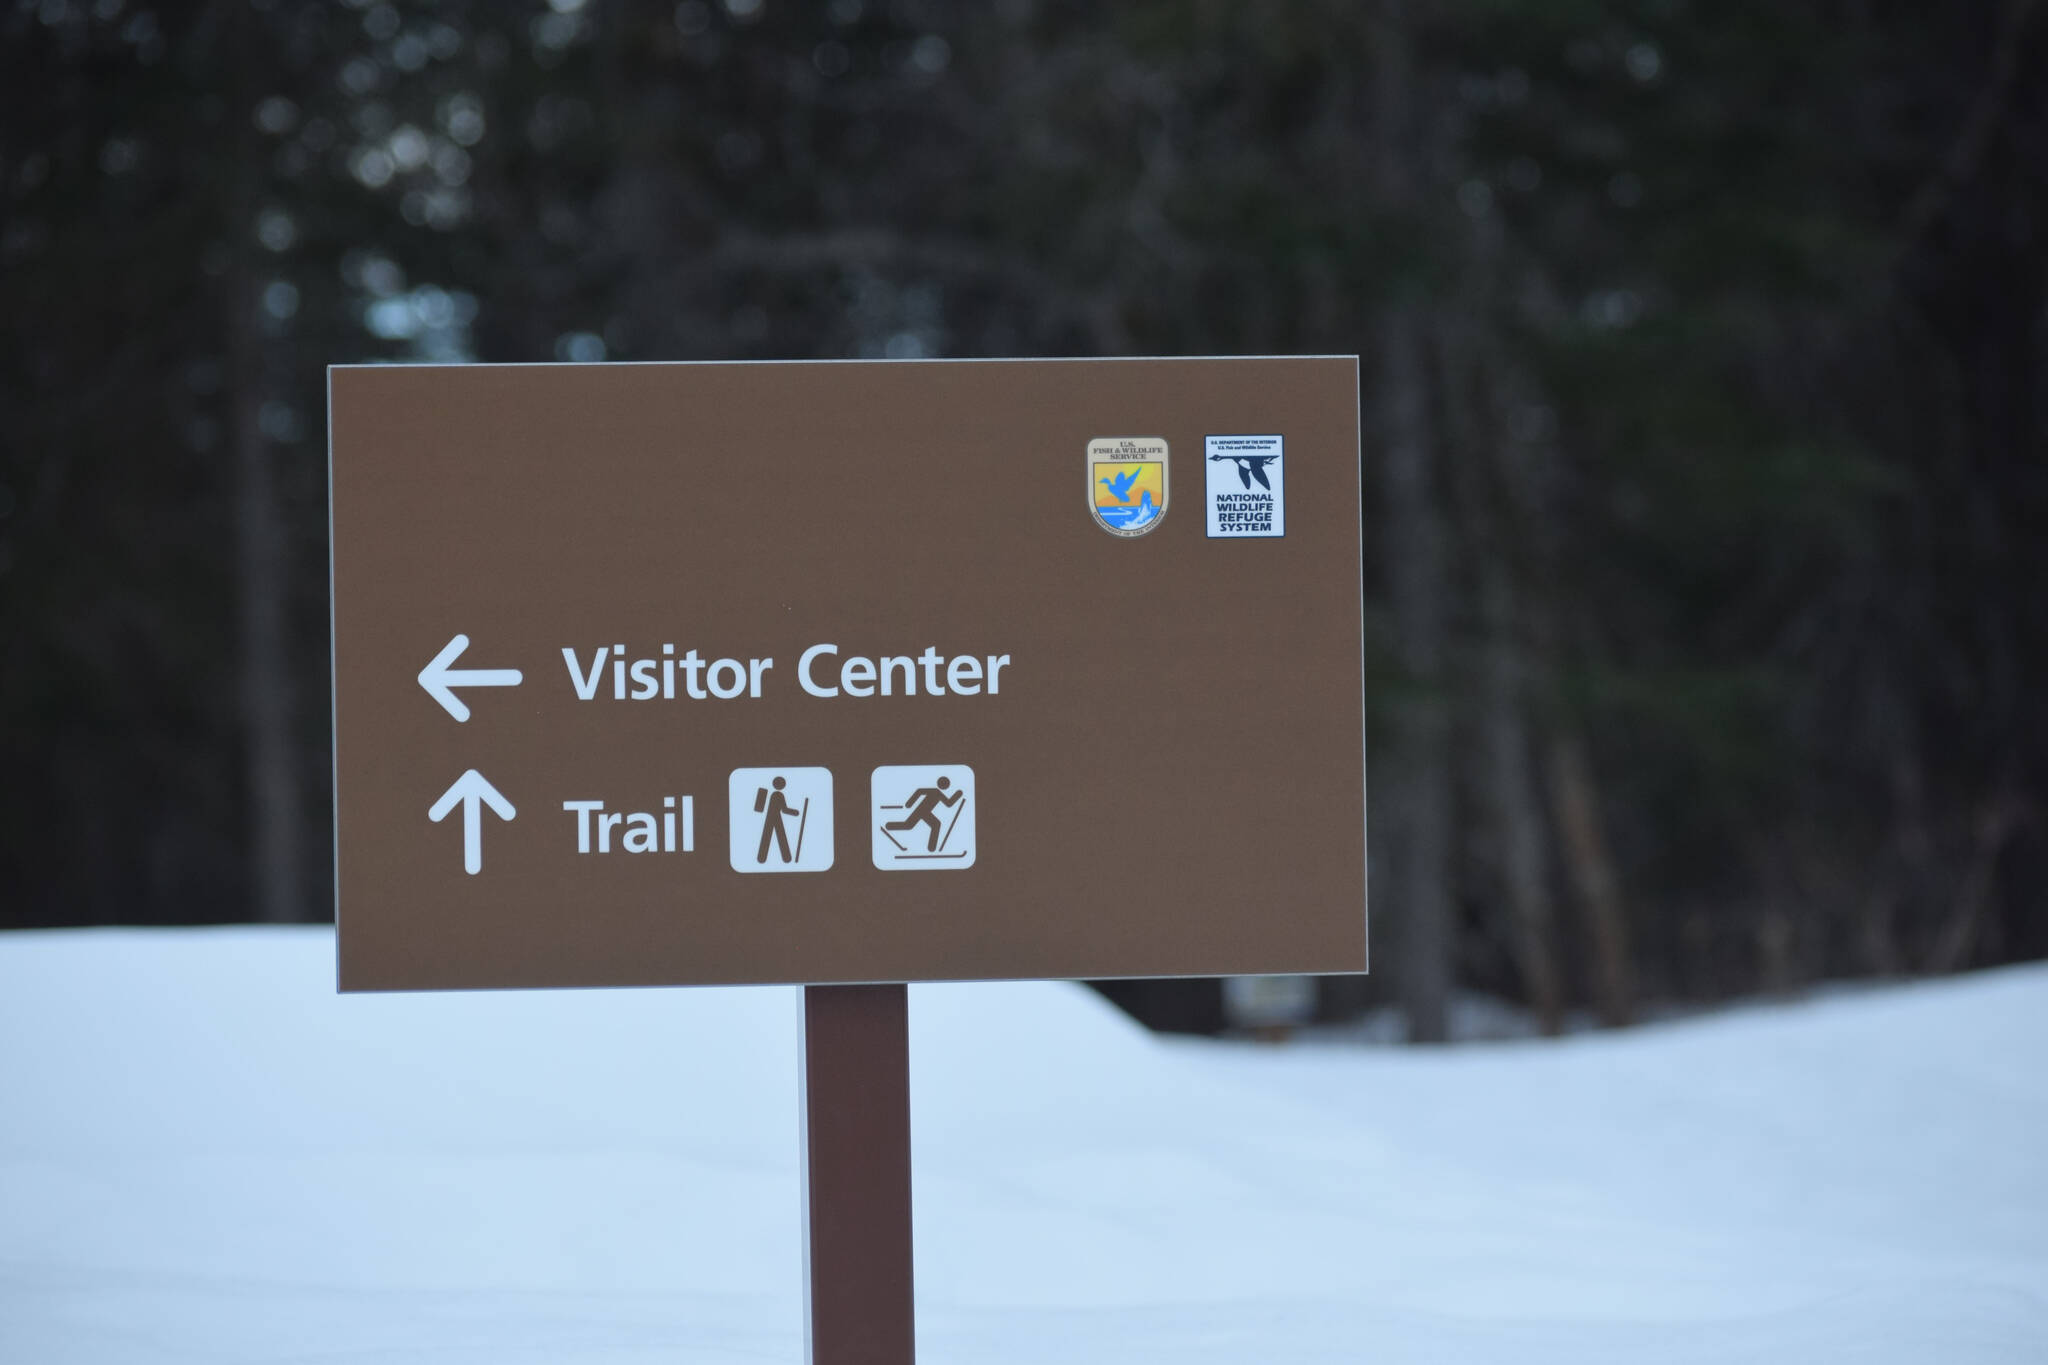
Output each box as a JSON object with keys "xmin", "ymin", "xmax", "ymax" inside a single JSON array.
[
  {"xmin": 1467, "ymin": 255, "xmax": 1632, "ymax": 1031},
  {"xmin": 1437, "ymin": 250, "xmax": 1563, "ymax": 1037},
  {"xmin": 230, "ymin": 269, "xmax": 302, "ymax": 924},
  {"xmin": 1472, "ymin": 505, "xmax": 1563, "ymax": 1035},
  {"xmin": 1380, "ymin": 308, "xmax": 1453, "ymax": 1043},
  {"xmin": 230, "ymin": 3, "xmax": 303, "ymax": 924},
  {"xmin": 1378, "ymin": 304, "xmax": 1452, "ymax": 1046},
  {"xmin": 1373, "ymin": 0, "xmax": 1452, "ymax": 1043},
  {"xmin": 1548, "ymin": 730, "xmax": 1632, "ymax": 1025}
]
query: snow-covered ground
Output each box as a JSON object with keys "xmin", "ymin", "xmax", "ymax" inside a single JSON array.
[{"xmin": 2, "ymin": 928, "xmax": 2043, "ymax": 1363}]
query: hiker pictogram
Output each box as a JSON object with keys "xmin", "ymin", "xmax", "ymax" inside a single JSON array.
[
  {"xmin": 872, "ymin": 765, "xmax": 977, "ymax": 870},
  {"xmin": 754, "ymin": 776, "xmax": 807, "ymax": 864},
  {"xmin": 728, "ymin": 767, "xmax": 834, "ymax": 873}
]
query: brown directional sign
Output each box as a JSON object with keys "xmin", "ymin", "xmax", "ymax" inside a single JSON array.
[{"xmin": 330, "ymin": 357, "xmax": 1366, "ymax": 991}]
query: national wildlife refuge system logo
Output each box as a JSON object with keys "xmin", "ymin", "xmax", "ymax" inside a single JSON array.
[{"xmin": 1088, "ymin": 436, "xmax": 1169, "ymax": 537}]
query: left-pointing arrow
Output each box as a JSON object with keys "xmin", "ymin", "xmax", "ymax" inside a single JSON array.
[
  {"xmin": 419, "ymin": 634, "xmax": 523, "ymax": 722},
  {"xmin": 428, "ymin": 769, "xmax": 517, "ymax": 875}
]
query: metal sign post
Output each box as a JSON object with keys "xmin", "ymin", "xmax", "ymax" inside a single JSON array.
[{"xmin": 801, "ymin": 984, "xmax": 915, "ymax": 1365}]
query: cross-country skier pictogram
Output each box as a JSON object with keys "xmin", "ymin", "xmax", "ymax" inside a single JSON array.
[
  {"xmin": 882, "ymin": 776, "xmax": 963, "ymax": 852},
  {"xmin": 872, "ymin": 765, "xmax": 977, "ymax": 869}
]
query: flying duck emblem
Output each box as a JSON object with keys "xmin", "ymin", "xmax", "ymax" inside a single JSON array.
[{"xmin": 1087, "ymin": 436, "xmax": 1170, "ymax": 538}]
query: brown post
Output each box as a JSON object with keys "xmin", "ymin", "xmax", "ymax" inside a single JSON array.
[{"xmin": 802, "ymin": 983, "xmax": 915, "ymax": 1365}]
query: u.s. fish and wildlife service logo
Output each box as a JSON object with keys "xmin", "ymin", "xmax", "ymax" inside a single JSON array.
[{"xmin": 1087, "ymin": 436, "xmax": 1169, "ymax": 537}]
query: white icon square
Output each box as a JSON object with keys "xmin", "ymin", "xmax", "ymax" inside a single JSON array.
[
  {"xmin": 872, "ymin": 765, "xmax": 975, "ymax": 870},
  {"xmin": 1204, "ymin": 434, "xmax": 1285, "ymax": 537},
  {"xmin": 729, "ymin": 767, "xmax": 833, "ymax": 873}
]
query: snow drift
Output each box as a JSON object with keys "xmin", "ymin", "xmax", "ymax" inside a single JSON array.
[{"xmin": 2, "ymin": 928, "xmax": 2043, "ymax": 1362}]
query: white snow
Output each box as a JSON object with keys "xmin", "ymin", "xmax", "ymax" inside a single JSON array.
[{"xmin": 2, "ymin": 927, "xmax": 2044, "ymax": 1362}]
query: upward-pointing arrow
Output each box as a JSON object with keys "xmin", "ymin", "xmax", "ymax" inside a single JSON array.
[
  {"xmin": 419, "ymin": 634, "xmax": 523, "ymax": 722},
  {"xmin": 428, "ymin": 769, "xmax": 517, "ymax": 875}
]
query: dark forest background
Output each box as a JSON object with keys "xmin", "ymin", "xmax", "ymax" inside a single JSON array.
[{"xmin": 3, "ymin": 0, "xmax": 2044, "ymax": 1041}]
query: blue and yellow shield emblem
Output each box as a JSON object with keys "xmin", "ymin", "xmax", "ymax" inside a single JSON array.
[{"xmin": 1088, "ymin": 437, "xmax": 1169, "ymax": 537}]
